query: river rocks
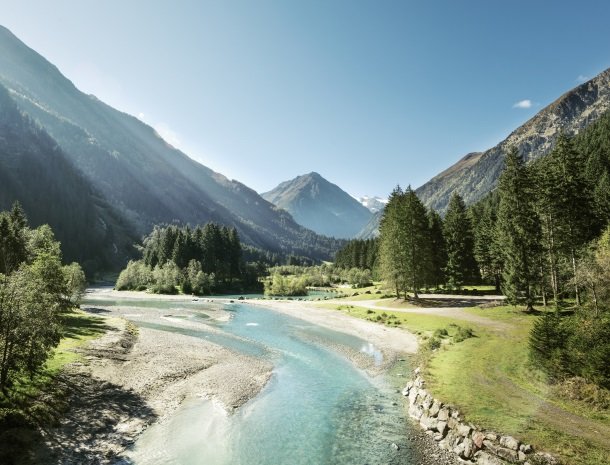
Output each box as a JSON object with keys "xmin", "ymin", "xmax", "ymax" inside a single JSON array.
[
  {"xmin": 474, "ymin": 451, "xmax": 509, "ymax": 465},
  {"xmin": 500, "ymin": 435, "xmax": 520, "ymax": 451},
  {"xmin": 402, "ymin": 370, "xmax": 556, "ymax": 465},
  {"xmin": 472, "ymin": 431, "xmax": 486, "ymax": 448}
]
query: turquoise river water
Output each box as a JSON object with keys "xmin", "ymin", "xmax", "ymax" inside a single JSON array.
[{"xmin": 82, "ymin": 296, "xmax": 417, "ymax": 464}]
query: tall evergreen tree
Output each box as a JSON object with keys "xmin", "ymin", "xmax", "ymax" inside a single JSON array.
[
  {"xmin": 496, "ymin": 148, "xmax": 541, "ymax": 311},
  {"xmin": 427, "ymin": 209, "xmax": 447, "ymax": 289},
  {"xmin": 443, "ymin": 193, "xmax": 478, "ymax": 289},
  {"xmin": 379, "ymin": 186, "xmax": 408, "ymax": 298}
]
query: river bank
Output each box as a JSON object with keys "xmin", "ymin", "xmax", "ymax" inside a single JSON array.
[{"xmin": 36, "ymin": 288, "xmax": 460, "ymax": 464}]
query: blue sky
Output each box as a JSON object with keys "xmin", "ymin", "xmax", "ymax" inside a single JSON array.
[{"xmin": 2, "ymin": 1, "xmax": 610, "ymax": 198}]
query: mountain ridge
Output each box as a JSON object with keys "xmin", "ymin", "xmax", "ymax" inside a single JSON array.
[
  {"xmin": 0, "ymin": 25, "xmax": 341, "ymax": 265},
  {"xmin": 262, "ymin": 172, "xmax": 372, "ymax": 239}
]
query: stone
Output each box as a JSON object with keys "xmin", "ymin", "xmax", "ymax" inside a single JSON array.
[
  {"xmin": 447, "ymin": 417, "xmax": 459, "ymax": 430},
  {"xmin": 500, "ymin": 435, "xmax": 520, "ymax": 451},
  {"xmin": 391, "ymin": 442, "xmax": 399, "ymax": 451},
  {"xmin": 429, "ymin": 400, "xmax": 442, "ymax": 417},
  {"xmin": 457, "ymin": 424, "xmax": 472, "ymax": 437},
  {"xmin": 408, "ymin": 388, "xmax": 418, "ymax": 405},
  {"xmin": 414, "ymin": 367, "xmax": 420, "ymax": 375},
  {"xmin": 485, "ymin": 432, "xmax": 499, "ymax": 442},
  {"xmin": 422, "ymin": 397, "xmax": 433, "ymax": 410},
  {"xmin": 408, "ymin": 403, "xmax": 423, "ymax": 420},
  {"xmin": 483, "ymin": 440, "xmax": 499, "ymax": 454},
  {"xmin": 436, "ymin": 421, "xmax": 448, "ymax": 438},
  {"xmin": 518, "ymin": 451, "xmax": 527, "ymax": 462},
  {"xmin": 451, "ymin": 409, "xmax": 461, "ymax": 419},
  {"xmin": 474, "ymin": 451, "xmax": 509, "ymax": 465},
  {"xmin": 437, "ymin": 407, "xmax": 450, "ymax": 422},
  {"xmin": 495, "ymin": 446, "xmax": 519, "ymax": 463},
  {"xmin": 472, "ymin": 431, "xmax": 486, "ymax": 449},
  {"xmin": 438, "ymin": 438, "xmax": 451, "ymax": 450},
  {"xmin": 519, "ymin": 444, "xmax": 533, "ymax": 454},
  {"xmin": 420, "ymin": 413, "xmax": 438, "ymax": 431},
  {"xmin": 462, "ymin": 437, "xmax": 475, "ymax": 459},
  {"xmin": 453, "ymin": 442, "xmax": 465, "ymax": 457},
  {"xmin": 433, "ymin": 432, "xmax": 444, "ymax": 441},
  {"xmin": 533, "ymin": 453, "xmax": 559, "ymax": 465}
]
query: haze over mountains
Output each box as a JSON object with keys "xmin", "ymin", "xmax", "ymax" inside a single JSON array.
[
  {"xmin": 262, "ymin": 172, "xmax": 372, "ymax": 239},
  {"xmin": 0, "ymin": 26, "xmax": 343, "ymax": 270}
]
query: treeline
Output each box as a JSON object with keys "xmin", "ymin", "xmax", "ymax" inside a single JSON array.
[
  {"xmin": 264, "ymin": 264, "xmax": 373, "ymax": 296},
  {"xmin": 334, "ymin": 238, "xmax": 378, "ymax": 271},
  {"xmin": 376, "ymin": 185, "xmax": 475, "ymax": 298},
  {"xmin": 0, "ymin": 203, "xmax": 86, "ymax": 391},
  {"xmin": 117, "ymin": 223, "xmax": 261, "ymax": 295}
]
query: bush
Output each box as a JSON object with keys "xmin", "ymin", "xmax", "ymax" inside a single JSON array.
[
  {"xmin": 115, "ymin": 260, "xmax": 152, "ymax": 291},
  {"xmin": 433, "ymin": 328, "xmax": 449, "ymax": 338},
  {"xmin": 425, "ymin": 337, "xmax": 442, "ymax": 351},
  {"xmin": 454, "ymin": 326, "xmax": 474, "ymax": 342}
]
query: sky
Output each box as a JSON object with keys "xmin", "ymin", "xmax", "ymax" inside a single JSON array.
[{"xmin": 2, "ymin": 1, "xmax": 610, "ymax": 198}]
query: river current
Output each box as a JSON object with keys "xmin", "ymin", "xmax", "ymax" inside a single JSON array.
[{"xmin": 83, "ymin": 295, "xmax": 417, "ymax": 464}]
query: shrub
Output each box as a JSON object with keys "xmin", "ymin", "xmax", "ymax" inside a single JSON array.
[
  {"xmin": 454, "ymin": 326, "xmax": 474, "ymax": 342},
  {"xmin": 433, "ymin": 328, "xmax": 449, "ymax": 338}
]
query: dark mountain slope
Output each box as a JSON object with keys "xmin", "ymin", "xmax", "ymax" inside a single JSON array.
[
  {"xmin": 262, "ymin": 172, "xmax": 372, "ymax": 239},
  {"xmin": 0, "ymin": 84, "xmax": 136, "ymax": 273}
]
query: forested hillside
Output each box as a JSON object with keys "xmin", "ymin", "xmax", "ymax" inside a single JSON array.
[{"xmin": 0, "ymin": 84, "xmax": 136, "ymax": 273}]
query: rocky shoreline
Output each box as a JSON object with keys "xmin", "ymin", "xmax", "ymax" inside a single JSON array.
[{"xmin": 402, "ymin": 370, "xmax": 559, "ymax": 465}]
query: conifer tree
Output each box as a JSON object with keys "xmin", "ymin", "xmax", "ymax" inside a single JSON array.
[
  {"xmin": 496, "ymin": 148, "xmax": 541, "ymax": 311},
  {"xmin": 379, "ymin": 186, "xmax": 408, "ymax": 298},
  {"xmin": 427, "ymin": 209, "xmax": 447, "ymax": 289},
  {"xmin": 443, "ymin": 193, "xmax": 478, "ymax": 289}
]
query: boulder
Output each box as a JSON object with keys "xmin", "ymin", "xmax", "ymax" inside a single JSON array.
[
  {"xmin": 518, "ymin": 451, "xmax": 527, "ymax": 462},
  {"xmin": 408, "ymin": 403, "xmax": 423, "ymax": 420},
  {"xmin": 472, "ymin": 431, "xmax": 486, "ymax": 449},
  {"xmin": 437, "ymin": 407, "xmax": 450, "ymax": 422},
  {"xmin": 500, "ymin": 435, "xmax": 520, "ymax": 451},
  {"xmin": 485, "ymin": 432, "xmax": 499, "ymax": 442},
  {"xmin": 474, "ymin": 451, "xmax": 509, "ymax": 465},
  {"xmin": 408, "ymin": 388, "xmax": 418, "ymax": 405},
  {"xmin": 447, "ymin": 417, "xmax": 459, "ymax": 430},
  {"xmin": 429, "ymin": 400, "xmax": 442, "ymax": 417},
  {"xmin": 519, "ymin": 444, "xmax": 533, "ymax": 454},
  {"xmin": 420, "ymin": 413, "xmax": 438, "ymax": 431},
  {"xmin": 495, "ymin": 446, "xmax": 519, "ymax": 463},
  {"xmin": 533, "ymin": 452, "xmax": 559, "ymax": 465},
  {"xmin": 436, "ymin": 421, "xmax": 448, "ymax": 438},
  {"xmin": 462, "ymin": 437, "xmax": 475, "ymax": 459},
  {"xmin": 457, "ymin": 424, "xmax": 472, "ymax": 437}
]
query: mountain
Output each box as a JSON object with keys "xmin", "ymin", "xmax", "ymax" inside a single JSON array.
[
  {"xmin": 0, "ymin": 84, "xmax": 137, "ymax": 273},
  {"xmin": 358, "ymin": 196, "xmax": 387, "ymax": 213},
  {"xmin": 416, "ymin": 68, "xmax": 610, "ymax": 213},
  {"xmin": 262, "ymin": 172, "xmax": 372, "ymax": 238},
  {"xmin": 0, "ymin": 25, "xmax": 342, "ymax": 266}
]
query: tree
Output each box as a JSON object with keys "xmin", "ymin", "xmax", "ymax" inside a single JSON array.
[
  {"xmin": 63, "ymin": 262, "xmax": 87, "ymax": 306},
  {"xmin": 427, "ymin": 210, "xmax": 447, "ymax": 289},
  {"xmin": 443, "ymin": 193, "xmax": 478, "ymax": 289},
  {"xmin": 496, "ymin": 148, "xmax": 541, "ymax": 311}
]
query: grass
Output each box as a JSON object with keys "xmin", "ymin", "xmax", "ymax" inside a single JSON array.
[
  {"xmin": 0, "ymin": 309, "xmax": 111, "ymax": 424},
  {"xmin": 323, "ymin": 301, "xmax": 610, "ymax": 465}
]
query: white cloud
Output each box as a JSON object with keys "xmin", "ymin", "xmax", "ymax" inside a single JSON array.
[
  {"xmin": 513, "ymin": 99, "xmax": 532, "ymax": 109},
  {"xmin": 576, "ymin": 74, "xmax": 590, "ymax": 83},
  {"xmin": 154, "ymin": 122, "xmax": 181, "ymax": 148}
]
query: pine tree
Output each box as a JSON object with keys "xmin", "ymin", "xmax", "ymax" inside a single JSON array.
[
  {"xmin": 443, "ymin": 193, "xmax": 478, "ymax": 289},
  {"xmin": 496, "ymin": 148, "xmax": 541, "ymax": 311},
  {"xmin": 379, "ymin": 186, "xmax": 408, "ymax": 298},
  {"xmin": 427, "ymin": 209, "xmax": 447, "ymax": 289}
]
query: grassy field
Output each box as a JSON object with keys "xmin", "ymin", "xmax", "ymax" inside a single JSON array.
[{"xmin": 322, "ymin": 301, "xmax": 610, "ymax": 465}]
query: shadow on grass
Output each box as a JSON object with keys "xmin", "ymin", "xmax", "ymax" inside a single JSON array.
[
  {"xmin": 408, "ymin": 297, "xmax": 487, "ymax": 308},
  {"xmin": 59, "ymin": 310, "xmax": 111, "ymax": 340}
]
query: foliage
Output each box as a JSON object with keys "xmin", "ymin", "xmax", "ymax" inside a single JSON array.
[
  {"xmin": 118, "ymin": 223, "xmax": 262, "ymax": 295},
  {"xmin": 334, "ymin": 238, "xmax": 378, "ymax": 271},
  {"xmin": 443, "ymin": 193, "xmax": 479, "ymax": 288},
  {"xmin": 264, "ymin": 274, "xmax": 308, "ymax": 296},
  {"xmin": 379, "ymin": 186, "xmax": 433, "ymax": 298},
  {"xmin": 495, "ymin": 148, "xmax": 541, "ymax": 310},
  {"xmin": 0, "ymin": 203, "xmax": 84, "ymax": 390}
]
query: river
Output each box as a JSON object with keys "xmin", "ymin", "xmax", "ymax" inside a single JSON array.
[{"xmin": 82, "ymin": 294, "xmax": 418, "ymax": 464}]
